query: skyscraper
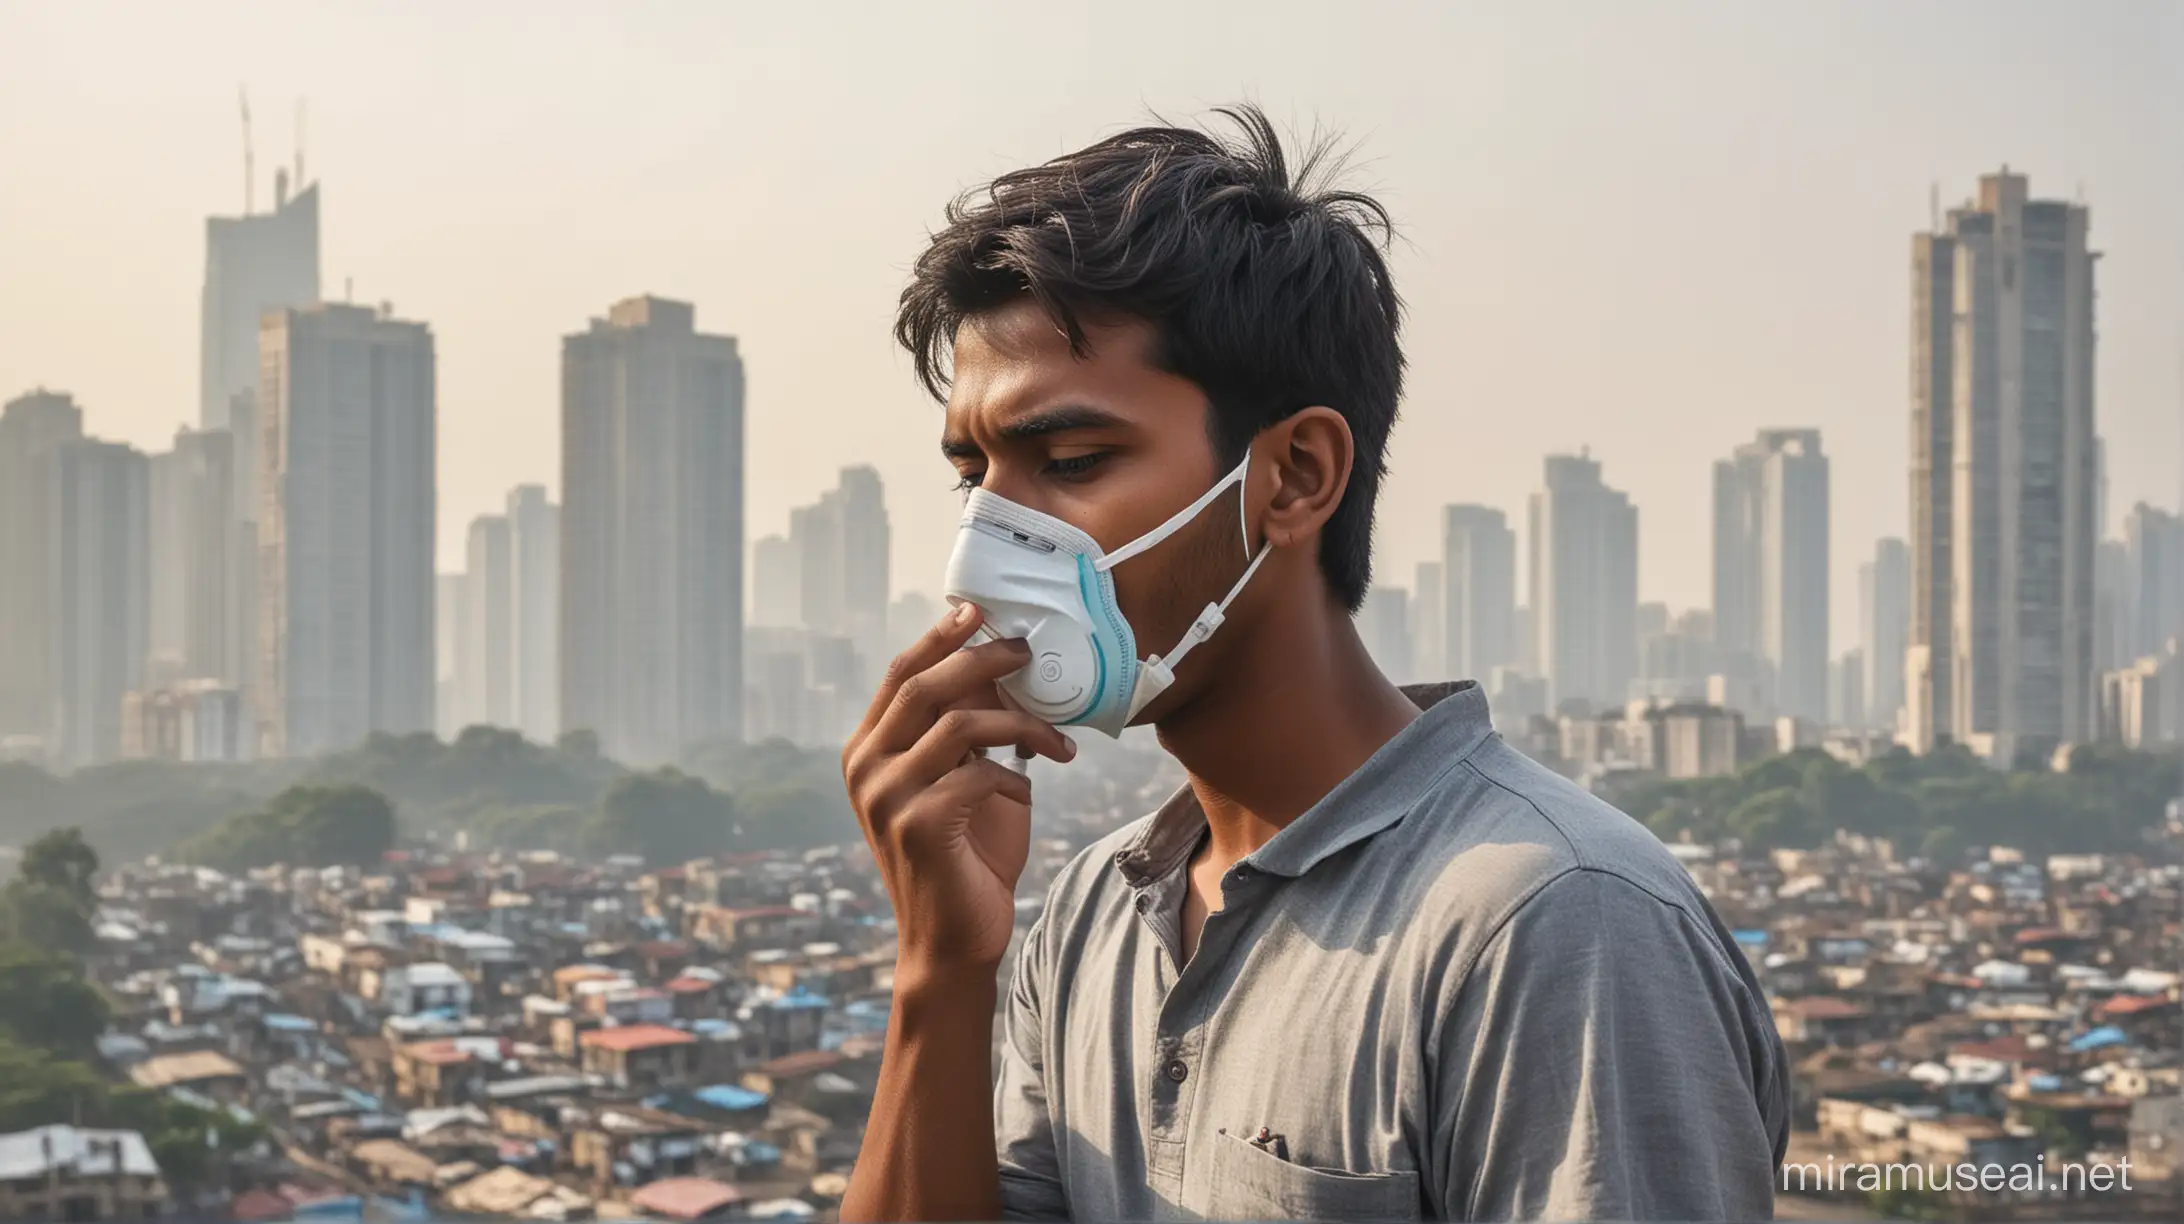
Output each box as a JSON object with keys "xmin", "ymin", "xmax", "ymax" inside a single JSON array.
[
  {"xmin": 506, "ymin": 485, "xmax": 560, "ymax": 744},
  {"xmin": 435, "ymin": 572, "xmax": 464, "ymax": 739},
  {"xmin": 50, "ymin": 439, "xmax": 150, "ymax": 768},
  {"xmin": 751, "ymin": 535, "xmax": 800, "ymax": 629},
  {"xmin": 1713, "ymin": 429, "xmax": 1830, "ymax": 723},
  {"xmin": 1860, "ymin": 538, "xmax": 1911, "ymax": 733},
  {"xmin": 2123, "ymin": 503, "xmax": 2184, "ymax": 662},
  {"xmin": 1441, "ymin": 504, "xmax": 1516, "ymax": 683},
  {"xmin": 1908, "ymin": 170, "xmax": 2099, "ymax": 760},
  {"xmin": 1411, "ymin": 561, "xmax": 1444, "ymax": 684},
  {"xmin": 460, "ymin": 513, "xmax": 512, "ymax": 730},
  {"xmin": 201, "ymin": 177, "xmax": 319, "ymax": 431},
  {"xmin": 256, "ymin": 303, "xmax": 437, "ymax": 757},
  {"xmin": 786, "ymin": 467, "xmax": 891, "ymax": 677},
  {"xmin": 561, "ymin": 296, "xmax": 745, "ymax": 764},
  {"xmin": 0, "ymin": 390, "xmax": 85, "ymax": 741},
  {"xmin": 147, "ymin": 426, "xmax": 238, "ymax": 686},
  {"xmin": 1529, "ymin": 452, "xmax": 1639, "ymax": 712}
]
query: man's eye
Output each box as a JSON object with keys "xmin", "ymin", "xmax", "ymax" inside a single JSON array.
[{"xmin": 1048, "ymin": 453, "xmax": 1109, "ymax": 479}]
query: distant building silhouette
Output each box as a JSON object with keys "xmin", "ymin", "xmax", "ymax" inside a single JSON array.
[
  {"xmin": 506, "ymin": 485, "xmax": 560, "ymax": 744},
  {"xmin": 200, "ymin": 181, "xmax": 319, "ymax": 432},
  {"xmin": 1529, "ymin": 452, "xmax": 1638, "ymax": 712},
  {"xmin": 256, "ymin": 302, "xmax": 437, "ymax": 757},
  {"xmin": 560, "ymin": 296, "xmax": 745, "ymax": 764},
  {"xmin": 1907, "ymin": 170, "xmax": 2098, "ymax": 760},
  {"xmin": 0, "ymin": 389, "xmax": 85, "ymax": 743},
  {"xmin": 1441, "ymin": 504, "xmax": 1516, "ymax": 684},
  {"xmin": 459, "ymin": 512, "xmax": 512, "ymax": 731},
  {"xmin": 51, "ymin": 438, "xmax": 150, "ymax": 768},
  {"xmin": 1713, "ymin": 429, "xmax": 1830, "ymax": 724},
  {"xmin": 148, "ymin": 426, "xmax": 239, "ymax": 687},
  {"xmin": 1860, "ymin": 538, "xmax": 1910, "ymax": 733}
]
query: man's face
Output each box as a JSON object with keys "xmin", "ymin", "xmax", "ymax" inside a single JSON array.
[{"xmin": 942, "ymin": 299, "xmax": 1247, "ymax": 713}]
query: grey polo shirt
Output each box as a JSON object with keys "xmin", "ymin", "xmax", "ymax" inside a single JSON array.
[{"xmin": 994, "ymin": 681, "xmax": 1789, "ymax": 1221}]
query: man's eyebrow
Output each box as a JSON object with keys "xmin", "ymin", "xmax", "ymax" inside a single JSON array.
[{"xmin": 940, "ymin": 404, "xmax": 1126, "ymax": 459}]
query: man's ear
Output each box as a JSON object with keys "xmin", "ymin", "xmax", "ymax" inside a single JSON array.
[{"xmin": 1258, "ymin": 407, "xmax": 1353, "ymax": 550}]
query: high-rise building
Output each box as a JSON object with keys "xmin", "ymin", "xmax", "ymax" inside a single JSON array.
[
  {"xmin": 51, "ymin": 439, "xmax": 150, "ymax": 768},
  {"xmin": 147, "ymin": 427, "xmax": 238, "ymax": 686},
  {"xmin": 0, "ymin": 390, "xmax": 85, "ymax": 740},
  {"xmin": 1860, "ymin": 538, "xmax": 1911, "ymax": 734},
  {"xmin": 1441, "ymin": 505, "xmax": 1515, "ymax": 684},
  {"xmin": 201, "ymin": 178, "xmax": 319, "ymax": 431},
  {"xmin": 1636, "ymin": 609, "xmax": 1716, "ymax": 704},
  {"xmin": 561, "ymin": 296, "xmax": 745, "ymax": 764},
  {"xmin": 2123, "ymin": 503, "xmax": 2184, "ymax": 663},
  {"xmin": 506, "ymin": 485, "xmax": 560, "ymax": 744},
  {"xmin": 1713, "ymin": 429, "xmax": 1830, "ymax": 723},
  {"xmin": 1529, "ymin": 452, "xmax": 1638, "ymax": 713},
  {"xmin": 1411, "ymin": 561, "xmax": 1444, "ymax": 684},
  {"xmin": 2095, "ymin": 539, "xmax": 2131, "ymax": 674},
  {"xmin": 1908, "ymin": 170, "xmax": 2098, "ymax": 760},
  {"xmin": 752, "ymin": 535, "xmax": 800, "ymax": 629},
  {"xmin": 1357, "ymin": 585, "xmax": 1411, "ymax": 683},
  {"xmin": 256, "ymin": 302, "xmax": 437, "ymax": 758},
  {"xmin": 459, "ymin": 514, "xmax": 512, "ymax": 730},
  {"xmin": 435, "ymin": 572, "xmax": 464, "ymax": 739},
  {"xmin": 1831, "ymin": 649, "xmax": 1867, "ymax": 729},
  {"xmin": 785, "ymin": 467, "xmax": 890, "ymax": 681},
  {"xmin": 886, "ymin": 591, "xmax": 938, "ymax": 659}
]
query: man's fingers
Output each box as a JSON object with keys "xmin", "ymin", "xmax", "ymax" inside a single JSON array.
[
  {"xmin": 870, "ymin": 637, "xmax": 1034, "ymax": 752},
  {"xmin": 866, "ymin": 709, "xmax": 1073, "ymax": 823},
  {"xmin": 856, "ymin": 601, "xmax": 986, "ymax": 741},
  {"xmin": 899, "ymin": 758, "xmax": 1035, "ymax": 833}
]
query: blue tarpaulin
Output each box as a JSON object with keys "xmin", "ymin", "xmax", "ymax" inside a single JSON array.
[
  {"xmin": 2068, "ymin": 1025, "xmax": 2129, "ymax": 1052},
  {"xmin": 695, "ymin": 1083, "xmax": 770, "ymax": 1112}
]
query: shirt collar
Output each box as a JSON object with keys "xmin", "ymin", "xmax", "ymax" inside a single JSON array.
[{"xmin": 1112, "ymin": 680, "xmax": 1493, "ymax": 887}]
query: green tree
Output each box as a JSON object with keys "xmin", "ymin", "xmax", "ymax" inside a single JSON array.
[
  {"xmin": 0, "ymin": 944, "xmax": 110, "ymax": 1062},
  {"xmin": 590, "ymin": 769, "xmax": 738, "ymax": 865},
  {"xmin": 182, "ymin": 784, "xmax": 397, "ymax": 871},
  {"xmin": 18, "ymin": 827, "xmax": 98, "ymax": 912}
]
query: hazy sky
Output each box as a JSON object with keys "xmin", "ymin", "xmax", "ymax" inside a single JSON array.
[{"xmin": 3, "ymin": 1, "xmax": 2178, "ymax": 656}]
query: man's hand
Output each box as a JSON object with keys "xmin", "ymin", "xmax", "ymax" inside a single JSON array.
[{"xmin": 843, "ymin": 600, "xmax": 1076, "ymax": 975}]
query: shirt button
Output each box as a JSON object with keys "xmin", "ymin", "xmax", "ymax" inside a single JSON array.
[
  {"xmin": 1229, "ymin": 866, "xmax": 1252, "ymax": 884},
  {"xmin": 1165, "ymin": 1059, "xmax": 1189, "ymax": 1083},
  {"xmin": 1134, "ymin": 894, "xmax": 1151, "ymax": 913}
]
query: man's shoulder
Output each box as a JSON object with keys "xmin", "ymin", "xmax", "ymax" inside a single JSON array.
[{"xmin": 1375, "ymin": 736, "xmax": 1722, "ymax": 962}]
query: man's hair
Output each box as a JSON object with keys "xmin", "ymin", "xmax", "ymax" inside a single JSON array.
[{"xmin": 896, "ymin": 104, "xmax": 1404, "ymax": 612}]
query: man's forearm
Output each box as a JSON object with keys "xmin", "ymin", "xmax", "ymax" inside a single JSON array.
[{"xmin": 840, "ymin": 965, "xmax": 1005, "ymax": 1223}]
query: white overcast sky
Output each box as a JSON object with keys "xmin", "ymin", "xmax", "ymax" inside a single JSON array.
[{"xmin": 2, "ymin": 0, "xmax": 2178, "ymax": 655}]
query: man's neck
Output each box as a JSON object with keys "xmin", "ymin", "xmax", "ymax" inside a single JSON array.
[{"xmin": 1155, "ymin": 593, "xmax": 1421, "ymax": 867}]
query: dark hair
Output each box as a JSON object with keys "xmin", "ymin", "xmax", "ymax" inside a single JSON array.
[{"xmin": 895, "ymin": 104, "xmax": 1404, "ymax": 612}]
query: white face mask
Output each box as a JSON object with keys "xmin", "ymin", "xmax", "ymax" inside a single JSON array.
[{"xmin": 940, "ymin": 455, "xmax": 1271, "ymax": 737}]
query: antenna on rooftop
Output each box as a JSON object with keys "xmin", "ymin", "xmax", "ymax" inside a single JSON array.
[{"xmin": 239, "ymin": 87, "xmax": 255, "ymax": 214}]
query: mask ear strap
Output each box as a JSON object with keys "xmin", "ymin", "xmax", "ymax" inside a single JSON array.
[
  {"xmin": 1093, "ymin": 455, "xmax": 1252, "ymax": 573},
  {"xmin": 1126, "ymin": 540, "xmax": 1273, "ymax": 719}
]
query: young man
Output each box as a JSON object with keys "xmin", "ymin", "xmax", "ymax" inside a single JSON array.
[{"xmin": 840, "ymin": 107, "xmax": 1789, "ymax": 1222}]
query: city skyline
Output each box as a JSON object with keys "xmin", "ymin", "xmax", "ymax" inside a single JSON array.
[{"xmin": 2, "ymin": 2, "xmax": 2177, "ymax": 652}]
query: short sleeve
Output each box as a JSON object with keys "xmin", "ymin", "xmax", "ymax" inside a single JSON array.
[
  {"xmin": 1428, "ymin": 868, "xmax": 1789, "ymax": 1221},
  {"xmin": 994, "ymin": 914, "xmax": 1069, "ymax": 1221}
]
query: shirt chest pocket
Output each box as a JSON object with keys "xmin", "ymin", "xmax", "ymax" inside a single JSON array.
[{"xmin": 1201, "ymin": 1129, "xmax": 1421, "ymax": 1221}]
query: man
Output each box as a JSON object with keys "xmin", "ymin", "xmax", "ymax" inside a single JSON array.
[{"xmin": 840, "ymin": 106, "xmax": 1788, "ymax": 1222}]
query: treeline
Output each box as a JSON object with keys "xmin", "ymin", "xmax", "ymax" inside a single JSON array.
[
  {"xmin": 1605, "ymin": 741, "xmax": 2183, "ymax": 860},
  {"xmin": 0, "ymin": 830, "xmax": 264, "ymax": 1186},
  {"xmin": 0, "ymin": 726, "xmax": 853, "ymax": 868}
]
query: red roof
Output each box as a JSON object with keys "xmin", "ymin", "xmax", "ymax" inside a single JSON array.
[
  {"xmin": 629, "ymin": 1177, "xmax": 743, "ymax": 1220},
  {"xmin": 754, "ymin": 1048, "xmax": 846, "ymax": 1078},
  {"xmin": 402, "ymin": 1040, "xmax": 472, "ymax": 1066},
  {"xmin": 2099, "ymin": 993, "xmax": 2178, "ymax": 1018},
  {"xmin": 230, "ymin": 1188, "xmax": 295, "ymax": 1222},
  {"xmin": 1953, "ymin": 1035, "xmax": 2034, "ymax": 1063},
  {"xmin": 664, "ymin": 976, "xmax": 715, "ymax": 994},
  {"xmin": 580, "ymin": 1024, "xmax": 696, "ymax": 1052},
  {"xmin": 2013, "ymin": 926, "xmax": 2071, "ymax": 945}
]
